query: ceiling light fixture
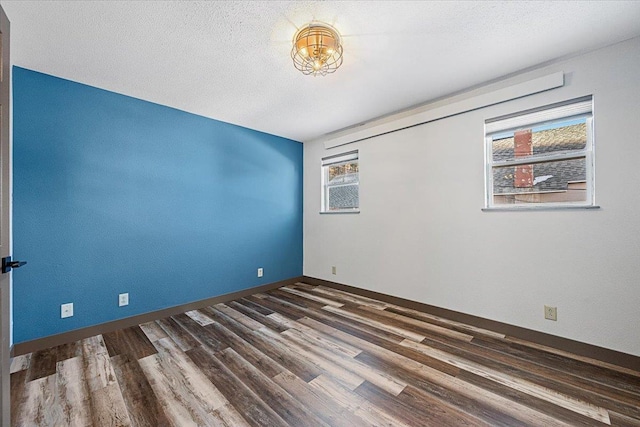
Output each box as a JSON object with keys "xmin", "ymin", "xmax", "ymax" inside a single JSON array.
[{"xmin": 291, "ymin": 22, "xmax": 343, "ymax": 77}]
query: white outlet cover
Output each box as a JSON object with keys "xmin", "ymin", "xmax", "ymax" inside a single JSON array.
[
  {"xmin": 544, "ymin": 305, "xmax": 557, "ymax": 321},
  {"xmin": 119, "ymin": 293, "xmax": 129, "ymax": 307},
  {"xmin": 257, "ymin": 268, "xmax": 263, "ymax": 277},
  {"xmin": 61, "ymin": 303, "xmax": 74, "ymax": 318}
]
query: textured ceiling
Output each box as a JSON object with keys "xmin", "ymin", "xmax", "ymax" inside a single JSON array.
[{"xmin": 2, "ymin": 1, "xmax": 640, "ymax": 142}]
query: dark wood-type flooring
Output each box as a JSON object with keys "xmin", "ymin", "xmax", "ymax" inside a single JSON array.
[{"xmin": 10, "ymin": 282, "xmax": 640, "ymax": 426}]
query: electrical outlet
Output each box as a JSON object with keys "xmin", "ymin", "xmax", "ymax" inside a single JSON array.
[
  {"xmin": 61, "ymin": 303, "xmax": 74, "ymax": 318},
  {"xmin": 119, "ymin": 293, "xmax": 129, "ymax": 307},
  {"xmin": 544, "ymin": 305, "xmax": 557, "ymax": 321},
  {"xmin": 257, "ymin": 268, "xmax": 263, "ymax": 278},
  {"xmin": 331, "ymin": 266, "xmax": 336, "ymax": 275}
]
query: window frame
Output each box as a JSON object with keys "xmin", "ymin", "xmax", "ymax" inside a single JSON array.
[
  {"xmin": 321, "ymin": 150, "xmax": 360, "ymax": 214},
  {"xmin": 484, "ymin": 96, "xmax": 595, "ymax": 210}
]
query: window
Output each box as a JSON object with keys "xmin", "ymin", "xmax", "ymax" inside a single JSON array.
[
  {"xmin": 485, "ymin": 96, "xmax": 594, "ymax": 209},
  {"xmin": 321, "ymin": 151, "xmax": 359, "ymax": 213}
]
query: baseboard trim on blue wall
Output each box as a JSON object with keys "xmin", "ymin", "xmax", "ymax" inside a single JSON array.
[
  {"xmin": 13, "ymin": 277, "xmax": 302, "ymax": 356},
  {"xmin": 302, "ymin": 276, "xmax": 640, "ymax": 372}
]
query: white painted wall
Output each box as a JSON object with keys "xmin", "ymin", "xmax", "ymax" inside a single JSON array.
[{"xmin": 303, "ymin": 36, "xmax": 640, "ymax": 357}]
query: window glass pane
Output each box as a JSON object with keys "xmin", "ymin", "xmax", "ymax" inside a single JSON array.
[
  {"xmin": 327, "ymin": 161, "xmax": 359, "ymax": 183},
  {"xmin": 322, "ymin": 153, "xmax": 359, "ymax": 212},
  {"xmin": 327, "ymin": 160, "xmax": 359, "ymax": 210},
  {"xmin": 328, "ymin": 184, "xmax": 359, "ymax": 210},
  {"xmin": 492, "ymin": 118, "xmax": 587, "ymax": 163},
  {"xmin": 492, "ymin": 157, "xmax": 587, "ymax": 205}
]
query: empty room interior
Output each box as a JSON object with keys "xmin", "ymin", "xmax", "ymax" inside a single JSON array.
[{"xmin": 1, "ymin": 1, "xmax": 640, "ymax": 426}]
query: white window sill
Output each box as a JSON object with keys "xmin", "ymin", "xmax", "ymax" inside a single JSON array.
[
  {"xmin": 320, "ymin": 210, "xmax": 360, "ymax": 215},
  {"xmin": 482, "ymin": 205, "xmax": 600, "ymax": 212}
]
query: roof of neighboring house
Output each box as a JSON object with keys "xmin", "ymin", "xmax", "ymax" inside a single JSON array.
[
  {"xmin": 328, "ymin": 185, "xmax": 359, "ymax": 209},
  {"xmin": 492, "ymin": 123, "xmax": 586, "ymax": 194},
  {"xmin": 328, "ymin": 172, "xmax": 358, "ymax": 186},
  {"xmin": 327, "ymin": 172, "xmax": 359, "ymax": 209}
]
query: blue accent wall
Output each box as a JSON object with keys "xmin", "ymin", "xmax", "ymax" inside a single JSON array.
[{"xmin": 12, "ymin": 67, "xmax": 303, "ymax": 343}]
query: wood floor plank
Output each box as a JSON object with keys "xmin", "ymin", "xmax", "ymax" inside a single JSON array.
[
  {"xmin": 142, "ymin": 337, "xmax": 229, "ymax": 422},
  {"xmin": 308, "ymin": 320, "xmax": 575, "ymax": 426},
  {"xmin": 279, "ymin": 286, "xmax": 345, "ymax": 307},
  {"xmin": 216, "ymin": 347, "xmax": 331, "ymax": 427},
  {"xmin": 609, "ymin": 411, "xmax": 640, "ymax": 427},
  {"xmin": 89, "ymin": 383, "xmax": 132, "ymax": 427},
  {"xmin": 287, "ymin": 282, "xmax": 386, "ymax": 310},
  {"xmin": 268, "ymin": 289, "xmax": 327, "ymax": 311},
  {"xmin": 256, "ymin": 291, "xmax": 408, "ymax": 344},
  {"xmin": 111, "ymin": 353, "xmax": 172, "ymax": 427},
  {"xmin": 505, "ymin": 336, "xmax": 640, "ymax": 379},
  {"xmin": 358, "ymin": 304, "xmax": 475, "ymax": 342},
  {"xmin": 428, "ymin": 341, "xmax": 640, "ymax": 421},
  {"xmin": 81, "ymin": 335, "xmax": 116, "ymax": 392},
  {"xmin": 236, "ymin": 297, "xmax": 275, "ymax": 315},
  {"xmin": 473, "ymin": 335, "xmax": 640, "ymax": 393},
  {"xmin": 243, "ymin": 294, "xmax": 307, "ymax": 321},
  {"xmin": 281, "ymin": 327, "xmax": 407, "ymax": 395},
  {"xmin": 173, "ymin": 312, "xmax": 228, "ymax": 352},
  {"xmin": 256, "ymin": 326, "xmax": 365, "ymax": 390},
  {"xmin": 19, "ymin": 375, "xmax": 62, "ymax": 426},
  {"xmin": 323, "ymin": 305, "xmax": 427, "ymax": 342},
  {"xmin": 203, "ymin": 305, "xmax": 323, "ymax": 382},
  {"xmin": 210, "ymin": 402, "xmax": 252, "ymax": 427},
  {"xmin": 156, "ymin": 317, "xmax": 201, "ymax": 352},
  {"xmin": 55, "ymin": 356, "xmax": 93, "ymax": 426},
  {"xmin": 55, "ymin": 341, "xmax": 82, "ymax": 362},
  {"xmin": 425, "ymin": 334, "xmax": 640, "ymax": 413},
  {"xmin": 102, "ymin": 326, "xmax": 158, "ymax": 360},
  {"xmin": 227, "ymin": 300, "xmax": 290, "ymax": 333},
  {"xmin": 13, "ymin": 282, "xmax": 640, "ymax": 426},
  {"xmin": 311, "ymin": 285, "xmax": 390, "ymax": 309},
  {"xmin": 81, "ymin": 344, "xmax": 133, "ymax": 427},
  {"xmin": 269, "ymin": 313, "xmax": 363, "ymax": 358},
  {"xmin": 10, "ymin": 353, "xmax": 31, "ymax": 374},
  {"xmin": 355, "ymin": 380, "xmax": 490, "ymax": 427},
  {"xmin": 20, "ymin": 359, "xmax": 91, "ymax": 426},
  {"xmin": 352, "ymin": 351, "xmax": 525, "ymax": 427},
  {"xmin": 457, "ymin": 369, "xmax": 617, "ymax": 426},
  {"xmin": 308, "ymin": 374, "xmax": 413, "ymax": 427},
  {"xmin": 204, "ymin": 319, "xmax": 284, "ymax": 379},
  {"xmin": 186, "ymin": 345, "xmax": 289, "ymax": 427},
  {"xmin": 214, "ymin": 303, "xmax": 265, "ymax": 331},
  {"xmin": 185, "ymin": 309, "xmax": 215, "ymax": 326},
  {"xmin": 272, "ymin": 371, "xmax": 373, "ymax": 427},
  {"xmin": 296, "ymin": 316, "xmax": 460, "ymax": 377},
  {"xmin": 401, "ymin": 338, "xmax": 611, "ymax": 424},
  {"xmin": 26, "ymin": 347, "xmax": 57, "ymax": 382},
  {"xmin": 384, "ymin": 304, "xmax": 507, "ymax": 340},
  {"xmin": 139, "ymin": 320, "xmax": 169, "ymax": 342},
  {"xmin": 10, "ymin": 369, "xmax": 28, "ymax": 426},
  {"xmin": 16, "ymin": 357, "xmax": 92, "ymax": 426},
  {"xmin": 399, "ymin": 384, "xmax": 495, "ymax": 426}
]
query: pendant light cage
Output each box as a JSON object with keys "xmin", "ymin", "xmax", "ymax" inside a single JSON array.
[{"xmin": 291, "ymin": 22, "xmax": 343, "ymax": 76}]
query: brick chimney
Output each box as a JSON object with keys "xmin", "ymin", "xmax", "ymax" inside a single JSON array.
[{"xmin": 514, "ymin": 129, "xmax": 533, "ymax": 188}]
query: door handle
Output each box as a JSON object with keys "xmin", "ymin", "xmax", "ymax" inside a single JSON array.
[{"xmin": 1, "ymin": 256, "xmax": 27, "ymax": 274}]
